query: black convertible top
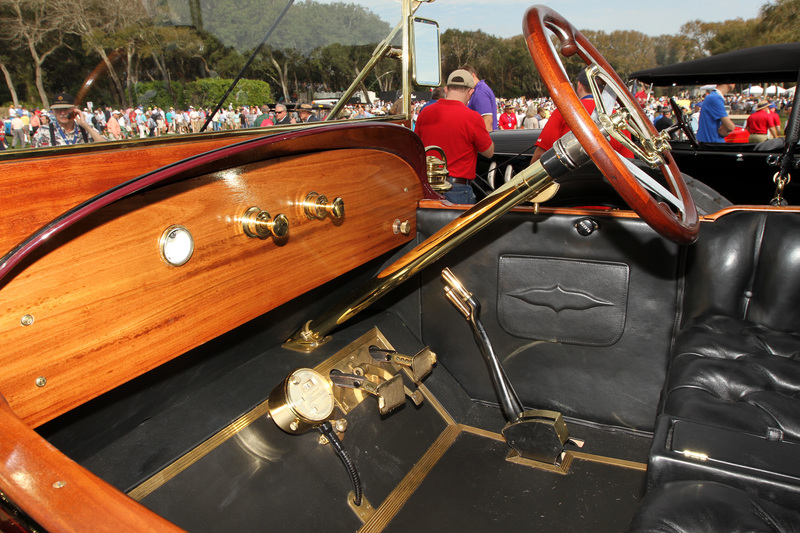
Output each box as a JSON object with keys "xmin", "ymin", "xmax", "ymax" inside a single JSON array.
[{"xmin": 630, "ymin": 42, "xmax": 800, "ymax": 85}]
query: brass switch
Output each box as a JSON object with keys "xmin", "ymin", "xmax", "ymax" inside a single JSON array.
[
  {"xmin": 242, "ymin": 207, "xmax": 289, "ymax": 239},
  {"xmin": 304, "ymin": 191, "xmax": 345, "ymax": 220}
]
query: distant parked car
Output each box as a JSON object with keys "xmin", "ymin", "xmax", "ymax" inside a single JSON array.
[{"xmin": 629, "ymin": 43, "xmax": 800, "ymax": 205}]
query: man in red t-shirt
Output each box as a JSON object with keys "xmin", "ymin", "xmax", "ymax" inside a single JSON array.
[
  {"xmin": 499, "ymin": 103, "xmax": 518, "ymax": 130},
  {"xmin": 530, "ymin": 69, "xmax": 633, "ymax": 164},
  {"xmin": 415, "ymin": 69, "xmax": 494, "ymax": 204},
  {"xmin": 746, "ymin": 100, "xmax": 773, "ymax": 143}
]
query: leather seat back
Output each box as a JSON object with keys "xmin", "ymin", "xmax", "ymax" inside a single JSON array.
[{"xmin": 681, "ymin": 211, "xmax": 800, "ymax": 333}]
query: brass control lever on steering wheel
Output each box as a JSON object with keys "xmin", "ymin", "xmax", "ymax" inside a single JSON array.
[{"xmin": 442, "ymin": 268, "xmax": 570, "ymax": 465}]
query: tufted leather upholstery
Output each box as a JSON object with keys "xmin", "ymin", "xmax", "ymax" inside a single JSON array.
[
  {"xmin": 663, "ymin": 316, "xmax": 800, "ymax": 440},
  {"xmin": 662, "ymin": 211, "xmax": 800, "ymax": 437},
  {"xmin": 640, "ymin": 211, "xmax": 800, "ymax": 530},
  {"xmin": 628, "ymin": 481, "xmax": 800, "ymax": 533},
  {"xmin": 680, "ymin": 211, "xmax": 800, "ymax": 333}
]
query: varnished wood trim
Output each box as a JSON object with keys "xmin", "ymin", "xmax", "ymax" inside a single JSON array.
[
  {"xmin": 700, "ymin": 205, "xmax": 800, "ymax": 221},
  {"xmin": 0, "ymin": 394, "xmax": 184, "ymax": 533},
  {"xmin": 358, "ymin": 424, "xmax": 462, "ymax": 533},
  {"xmin": 128, "ymin": 400, "xmax": 273, "ymax": 501},
  {"xmin": 421, "ymin": 200, "xmax": 800, "ymax": 222},
  {"xmin": 418, "ymin": 199, "xmax": 641, "ymax": 218},
  {"xmin": 0, "ymin": 147, "xmax": 421, "ymax": 427}
]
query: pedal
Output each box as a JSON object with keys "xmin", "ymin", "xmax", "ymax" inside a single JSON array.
[
  {"xmin": 369, "ymin": 345, "xmax": 437, "ymax": 383},
  {"xmin": 330, "ymin": 369, "xmax": 405, "ymax": 415}
]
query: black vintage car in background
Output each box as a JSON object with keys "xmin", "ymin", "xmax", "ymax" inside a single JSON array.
[
  {"xmin": 630, "ymin": 43, "xmax": 800, "ymax": 206},
  {"xmin": 481, "ymin": 42, "xmax": 800, "ymax": 208}
]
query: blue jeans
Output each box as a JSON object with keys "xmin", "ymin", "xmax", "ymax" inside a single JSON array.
[{"xmin": 444, "ymin": 182, "xmax": 476, "ymax": 204}]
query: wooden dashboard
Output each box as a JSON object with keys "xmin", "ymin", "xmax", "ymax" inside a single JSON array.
[{"xmin": 0, "ymin": 123, "xmax": 428, "ymax": 427}]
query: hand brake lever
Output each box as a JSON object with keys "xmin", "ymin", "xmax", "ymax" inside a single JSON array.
[
  {"xmin": 441, "ymin": 268, "xmax": 571, "ymax": 465},
  {"xmin": 441, "ymin": 268, "xmax": 524, "ymax": 422}
]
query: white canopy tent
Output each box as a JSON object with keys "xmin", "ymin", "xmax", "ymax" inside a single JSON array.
[
  {"xmin": 765, "ymin": 85, "xmax": 787, "ymax": 95},
  {"xmin": 742, "ymin": 85, "xmax": 764, "ymax": 96}
]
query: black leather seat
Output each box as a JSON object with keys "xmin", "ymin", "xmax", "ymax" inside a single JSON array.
[
  {"xmin": 662, "ymin": 315, "xmax": 800, "ymax": 440},
  {"xmin": 628, "ymin": 481, "xmax": 800, "ymax": 533},
  {"xmin": 660, "ymin": 211, "xmax": 800, "ymax": 437},
  {"xmin": 641, "ymin": 211, "xmax": 800, "ymax": 527}
]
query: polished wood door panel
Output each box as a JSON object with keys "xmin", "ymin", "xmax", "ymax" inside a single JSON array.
[{"xmin": 0, "ymin": 148, "xmax": 421, "ymax": 427}]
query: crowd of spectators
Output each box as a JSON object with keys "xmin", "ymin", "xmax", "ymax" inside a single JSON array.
[
  {"xmin": 0, "ymin": 99, "xmax": 404, "ymax": 150},
  {"xmin": 408, "ymin": 86, "xmax": 793, "ymax": 142},
  {"xmin": 1, "ymin": 86, "xmax": 794, "ymax": 150}
]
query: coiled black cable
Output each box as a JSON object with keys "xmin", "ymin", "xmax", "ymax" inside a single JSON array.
[{"xmin": 318, "ymin": 420, "xmax": 362, "ymax": 506}]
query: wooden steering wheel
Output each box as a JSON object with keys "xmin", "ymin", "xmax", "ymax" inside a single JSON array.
[{"xmin": 524, "ymin": 5, "xmax": 699, "ymax": 244}]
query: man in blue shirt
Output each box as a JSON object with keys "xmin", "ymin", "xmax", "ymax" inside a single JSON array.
[
  {"xmin": 697, "ymin": 83, "xmax": 736, "ymax": 143},
  {"xmin": 461, "ymin": 64, "xmax": 497, "ymax": 131}
]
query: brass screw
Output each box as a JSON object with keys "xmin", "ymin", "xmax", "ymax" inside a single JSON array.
[
  {"xmin": 52, "ymin": 481, "xmax": 66, "ymax": 489},
  {"xmin": 35, "ymin": 377, "xmax": 47, "ymax": 388},
  {"xmin": 20, "ymin": 314, "xmax": 34, "ymax": 326}
]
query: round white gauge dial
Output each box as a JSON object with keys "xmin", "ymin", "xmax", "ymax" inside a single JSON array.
[
  {"xmin": 285, "ymin": 368, "xmax": 335, "ymax": 422},
  {"xmin": 159, "ymin": 225, "xmax": 194, "ymax": 267}
]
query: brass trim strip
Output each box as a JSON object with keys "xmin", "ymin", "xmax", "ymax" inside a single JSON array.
[
  {"xmin": 570, "ymin": 451, "xmax": 647, "ymax": 471},
  {"xmin": 127, "ymin": 400, "xmax": 272, "ymax": 501},
  {"xmin": 459, "ymin": 424, "xmax": 505, "ymax": 442},
  {"xmin": 358, "ymin": 424, "xmax": 462, "ymax": 533},
  {"xmin": 506, "ymin": 449, "xmax": 572, "ymax": 475}
]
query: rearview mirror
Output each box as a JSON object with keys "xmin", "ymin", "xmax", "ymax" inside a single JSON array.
[{"xmin": 412, "ymin": 17, "xmax": 441, "ymax": 87}]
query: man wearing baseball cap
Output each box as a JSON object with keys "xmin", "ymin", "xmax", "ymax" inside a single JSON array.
[
  {"xmin": 32, "ymin": 92, "xmax": 107, "ymax": 148},
  {"xmin": 415, "ymin": 69, "xmax": 494, "ymax": 204}
]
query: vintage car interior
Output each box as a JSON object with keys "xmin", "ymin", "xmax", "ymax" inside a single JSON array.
[{"xmin": 1, "ymin": 4, "xmax": 799, "ymax": 532}]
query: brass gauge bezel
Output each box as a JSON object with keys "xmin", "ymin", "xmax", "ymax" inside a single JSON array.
[
  {"xmin": 158, "ymin": 225, "xmax": 194, "ymax": 267},
  {"xmin": 268, "ymin": 368, "xmax": 335, "ymax": 434}
]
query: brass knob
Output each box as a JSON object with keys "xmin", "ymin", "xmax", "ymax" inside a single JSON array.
[
  {"xmin": 242, "ymin": 207, "xmax": 289, "ymax": 239},
  {"xmin": 392, "ymin": 219, "xmax": 411, "ymax": 236},
  {"xmin": 304, "ymin": 192, "xmax": 345, "ymax": 220}
]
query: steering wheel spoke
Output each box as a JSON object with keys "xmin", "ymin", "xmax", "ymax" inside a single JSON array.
[{"xmin": 524, "ymin": 5, "xmax": 699, "ymax": 244}]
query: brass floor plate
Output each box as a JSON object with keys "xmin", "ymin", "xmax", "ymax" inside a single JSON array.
[
  {"xmin": 506, "ymin": 448, "xmax": 572, "ymax": 474},
  {"xmin": 349, "ymin": 492, "xmax": 376, "ymax": 524}
]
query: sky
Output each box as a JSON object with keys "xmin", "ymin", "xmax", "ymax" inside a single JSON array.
[{"xmin": 320, "ymin": 0, "xmax": 764, "ymax": 39}]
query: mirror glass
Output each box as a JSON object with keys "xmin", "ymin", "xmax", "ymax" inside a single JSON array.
[{"xmin": 412, "ymin": 18, "xmax": 441, "ymax": 87}]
